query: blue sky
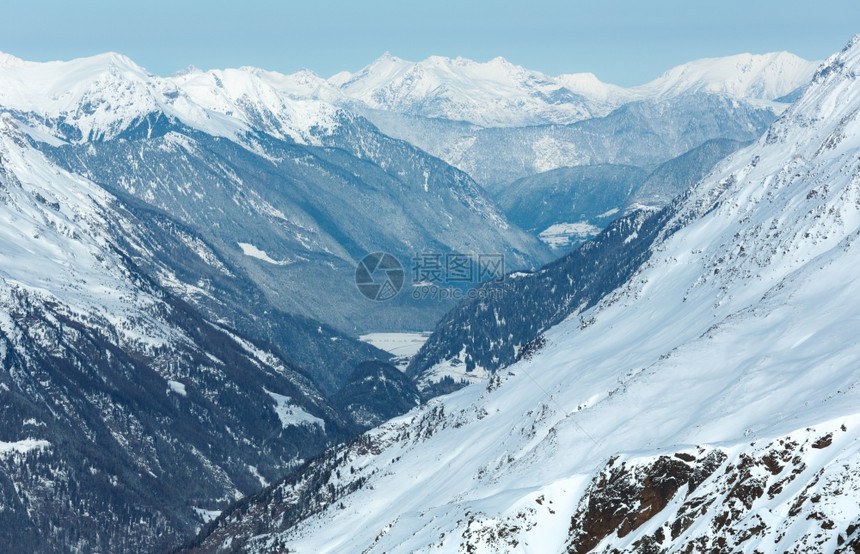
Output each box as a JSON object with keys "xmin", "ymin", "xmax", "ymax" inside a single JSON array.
[{"xmin": 2, "ymin": 0, "xmax": 857, "ymax": 85}]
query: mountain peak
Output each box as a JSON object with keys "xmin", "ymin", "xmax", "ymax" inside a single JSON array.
[
  {"xmin": 487, "ymin": 55, "xmax": 513, "ymax": 66},
  {"xmin": 374, "ymin": 51, "xmax": 402, "ymax": 64},
  {"xmin": 636, "ymin": 50, "xmax": 820, "ymax": 100},
  {"xmin": 0, "ymin": 51, "xmax": 25, "ymax": 67},
  {"xmin": 818, "ymin": 32, "xmax": 860, "ymax": 77},
  {"xmin": 81, "ymin": 51, "xmax": 151, "ymax": 76},
  {"xmin": 172, "ymin": 64, "xmax": 201, "ymax": 77}
]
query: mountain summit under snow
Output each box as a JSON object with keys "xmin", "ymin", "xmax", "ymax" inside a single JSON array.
[
  {"xmin": 0, "ymin": 50, "xmax": 348, "ymax": 147},
  {"xmin": 188, "ymin": 35, "xmax": 860, "ymax": 553},
  {"xmin": 332, "ymin": 53, "xmax": 595, "ymax": 126},
  {"xmin": 329, "ymin": 50, "xmax": 819, "ymax": 126},
  {"xmin": 633, "ymin": 51, "xmax": 816, "ymax": 100}
]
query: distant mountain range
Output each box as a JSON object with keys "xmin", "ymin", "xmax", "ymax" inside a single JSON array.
[
  {"xmin": 321, "ymin": 52, "xmax": 818, "ymax": 192},
  {"xmin": 330, "ymin": 50, "xmax": 817, "ymax": 126},
  {"xmin": 493, "ymin": 138, "xmax": 750, "ymax": 251}
]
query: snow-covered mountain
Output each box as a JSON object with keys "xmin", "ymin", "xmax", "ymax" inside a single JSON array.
[
  {"xmin": 1, "ymin": 48, "xmax": 815, "ymax": 194},
  {"xmin": 331, "ymin": 51, "xmax": 819, "ymax": 127},
  {"xmin": 0, "ymin": 50, "xmax": 344, "ymax": 146},
  {"xmin": 322, "ymin": 51, "xmax": 819, "ymax": 190},
  {"xmin": 634, "ymin": 51, "xmax": 817, "ymax": 101},
  {"xmin": 333, "ymin": 53, "xmax": 596, "ymax": 127},
  {"xmin": 185, "ymin": 36, "xmax": 860, "ymax": 553}
]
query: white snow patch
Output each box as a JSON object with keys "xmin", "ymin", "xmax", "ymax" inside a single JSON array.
[
  {"xmin": 193, "ymin": 507, "xmax": 222, "ymax": 523},
  {"xmin": 167, "ymin": 380, "xmax": 187, "ymax": 397},
  {"xmin": 596, "ymin": 207, "xmax": 620, "ymax": 218},
  {"xmin": 237, "ymin": 242, "xmax": 291, "ymax": 265},
  {"xmin": 418, "ymin": 352, "xmax": 490, "ymax": 389},
  {"xmin": 538, "ymin": 222, "xmax": 601, "ymax": 249},
  {"xmin": 248, "ymin": 465, "xmax": 269, "ymax": 487},
  {"xmin": 360, "ymin": 332, "xmax": 431, "ymax": 358},
  {"xmin": 360, "ymin": 332, "xmax": 432, "ymax": 371},
  {"xmin": 0, "ymin": 438, "xmax": 50, "ymax": 457},
  {"xmin": 264, "ymin": 389, "xmax": 325, "ymax": 430}
]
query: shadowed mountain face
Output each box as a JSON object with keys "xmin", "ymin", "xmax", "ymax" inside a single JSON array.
[
  {"xmin": 491, "ymin": 138, "xmax": 750, "ymax": 251},
  {"xmin": 359, "ymin": 93, "xmax": 777, "ymax": 189},
  {"xmin": 37, "ymin": 114, "xmax": 549, "ymax": 336},
  {"xmin": 332, "ymin": 361, "xmax": 422, "ymax": 429},
  {"xmin": 0, "ymin": 120, "xmax": 361, "ymax": 551}
]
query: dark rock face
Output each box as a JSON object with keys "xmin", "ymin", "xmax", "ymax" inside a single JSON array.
[
  {"xmin": 561, "ymin": 427, "xmax": 860, "ymax": 554},
  {"xmin": 332, "ymin": 361, "xmax": 422, "ymax": 429},
  {"xmin": 566, "ymin": 452, "xmax": 726, "ymax": 554}
]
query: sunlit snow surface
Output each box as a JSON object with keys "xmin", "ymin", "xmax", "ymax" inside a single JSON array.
[
  {"xmin": 220, "ymin": 38, "xmax": 860, "ymax": 553},
  {"xmin": 0, "ymin": 48, "xmax": 818, "ymax": 147},
  {"xmin": 0, "ymin": 114, "xmax": 174, "ymax": 351},
  {"xmin": 0, "ymin": 51, "xmax": 344, "ymax": 147},
  {"xmin": 264, "ymin": 389, "xmax": 325, "ymax": 431}
]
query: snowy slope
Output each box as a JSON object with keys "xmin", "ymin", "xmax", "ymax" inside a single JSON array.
[
  {"xmin": 0, "ymin": 113, "xmax": 361, "ymax": 552},
  {"xmin": 166, "ymin": 66, "xmax": 346, "ymax": 145},
  {"xmin": 188, "ymin": 36, "xmax": 860, "ymax": 553},
  {"xmin": 0, "ymin": 112, "xmax": 164, "ymax": 338}
]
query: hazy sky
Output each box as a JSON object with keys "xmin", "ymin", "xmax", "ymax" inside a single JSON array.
[{"xmin": 2, "ymin": 0, "xmax": 857, "ymax": 85}]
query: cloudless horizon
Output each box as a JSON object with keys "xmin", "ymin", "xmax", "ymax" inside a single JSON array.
[{"xmin": 2, "ymin": 0, "xmax": 857, "ymax": 86}]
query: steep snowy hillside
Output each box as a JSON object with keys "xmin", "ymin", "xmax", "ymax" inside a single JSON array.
[
  {"xmin": 0, "ymin": 114, "xmax": 371, "ymax": 551},
  {"xmin": 185, "ymin": 36, "xmax": 860, "ymax": 553},
  {"xmin": 407, "ymin": 208, "xmax": 669, "ymax": 392}
]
